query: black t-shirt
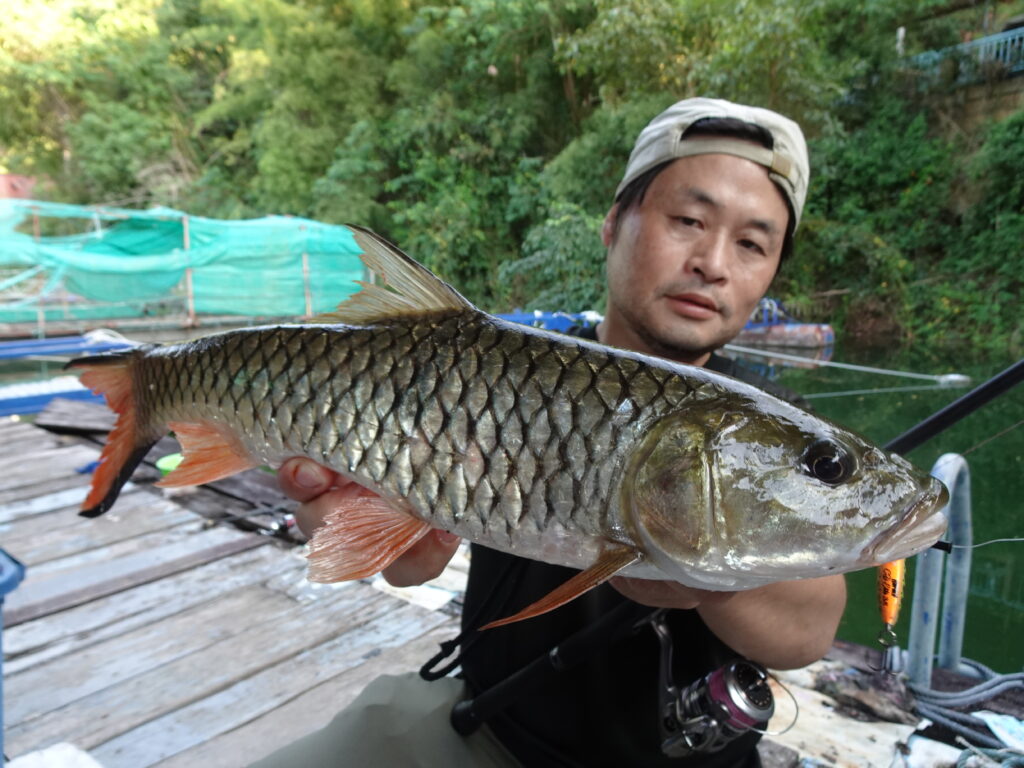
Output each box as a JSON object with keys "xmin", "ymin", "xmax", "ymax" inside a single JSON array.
[{"xmin": 456, "ymin": 327, "xmax": 806, "ymax": 768}]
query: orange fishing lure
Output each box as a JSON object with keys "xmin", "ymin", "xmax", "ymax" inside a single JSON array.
[{"xmin": 876, "ymin": 559, "xmax": 905, "ymax": 647}]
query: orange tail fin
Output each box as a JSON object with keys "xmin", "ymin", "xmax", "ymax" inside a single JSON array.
[{"xmin": 67, "ymin": 352, "xmax": 159, "ymax": 517}]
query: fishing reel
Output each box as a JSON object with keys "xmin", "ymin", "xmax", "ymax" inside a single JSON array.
[{"xmin": 649, "ymin": 612, "xmax": 775, "ymax": 756}]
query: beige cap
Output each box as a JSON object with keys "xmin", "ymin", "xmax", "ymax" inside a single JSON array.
[{"xmin": 616, "ymin": 97, "xmax": 810, "ymax": 228}]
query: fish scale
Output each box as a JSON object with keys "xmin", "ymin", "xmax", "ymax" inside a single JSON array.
[
  {"xmin": 69, "ymin": 225, "xmax": 948, "ymax": 625},
  {"xmin": 138, "ymin": 315, "xmax": 685, "ymax": 549}
]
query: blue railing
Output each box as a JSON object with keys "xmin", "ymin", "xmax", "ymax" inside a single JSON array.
[{"xmin": 908, "ymin": 27, "xmax": 1024, "ymax": 84}]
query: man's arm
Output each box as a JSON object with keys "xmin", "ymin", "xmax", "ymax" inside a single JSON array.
[{"xmin": 611, "ymin": 575, "xmax": 846, "ymax": 670}]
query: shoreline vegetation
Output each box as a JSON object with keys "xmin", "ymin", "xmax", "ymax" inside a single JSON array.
[{"xmin": 2, "ymin": 0, "xmax": 1022, "ymax": 354}]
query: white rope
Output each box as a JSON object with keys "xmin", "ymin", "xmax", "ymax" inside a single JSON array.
[
  {"xmin": 722, "ymin": 343, "xmax": 972, "ymax": 385},
  {"xmin": 803, "ymin": 384, "xmax": 954, "ymax": 400}
]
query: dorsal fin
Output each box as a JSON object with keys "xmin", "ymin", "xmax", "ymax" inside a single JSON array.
[{"xmin": 310, "ymin": 225, "xmax": 473, "ymax": 324}]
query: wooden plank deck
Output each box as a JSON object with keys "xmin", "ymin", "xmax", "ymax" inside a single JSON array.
[
  {"xmin": 1, "ymin": 401, "xmax": 1013, "ymax": 767},
  {"xmin": 1, "ymin": 415, "xmax": 460, "ymax": 766}
]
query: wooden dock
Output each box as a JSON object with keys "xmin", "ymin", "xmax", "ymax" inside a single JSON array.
[
  {"xmin": 1, "ymin": 409, "xmax": 460, "ymax": 767},
  {"xmin": 1, "ymin": 401, "xmax": 1014, "ymax": 768}
]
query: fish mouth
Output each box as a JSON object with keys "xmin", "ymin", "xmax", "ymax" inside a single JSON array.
[{"xmin": 864, "ymin": 479, "xmax": 950, "ymax": 564}]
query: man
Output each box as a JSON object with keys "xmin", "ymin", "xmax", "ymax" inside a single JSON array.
[{"xmin": 265, "ymin": 98, "xmax": 847, "ymax": 767}]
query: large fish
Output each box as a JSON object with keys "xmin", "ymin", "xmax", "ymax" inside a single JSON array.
[{"xmin": 69, "ymin": 226, "xmax": 948, "ymax": 626}]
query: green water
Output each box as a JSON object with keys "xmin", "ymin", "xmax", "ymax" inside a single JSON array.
[{"xmin": 759, "ymin": 345, "xmax": 1024, "ymax": 673}]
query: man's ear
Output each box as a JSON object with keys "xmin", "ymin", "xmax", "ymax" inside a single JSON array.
[{"xmin": 601, "ymin": 204, "xmax": 619, "ymax": 247}]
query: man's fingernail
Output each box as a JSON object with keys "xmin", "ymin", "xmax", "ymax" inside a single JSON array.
[
  {"xmin": 436, "ymin": 531, "xmax": 460, "ymax": 545},
  {"xmin": 294, "ymin": 463, "xmax": 324, "ymax": 489}
]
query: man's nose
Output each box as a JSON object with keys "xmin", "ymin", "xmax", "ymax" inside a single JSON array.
[{"xmin": 689, "ymin": 232, "xmax": 729, "ymax": 282}]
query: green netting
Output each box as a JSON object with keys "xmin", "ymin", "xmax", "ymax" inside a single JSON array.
[{"xmin": 0, "ymin": 200, "xmax": 365, "ymax": 322}]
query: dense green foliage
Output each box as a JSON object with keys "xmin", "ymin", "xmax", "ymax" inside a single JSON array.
[{"xmin": 1, "ymin": 0, "xmax": 1021, "ymax": 351}]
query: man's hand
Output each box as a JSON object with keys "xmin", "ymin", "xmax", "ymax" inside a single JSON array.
[
  {"xmin": 277, "ymin": 458, "xmax": 462, "ymax": 588},
  {"xmin": 611, "ymin": 573, "xmax": 846, "ymax": 670}
]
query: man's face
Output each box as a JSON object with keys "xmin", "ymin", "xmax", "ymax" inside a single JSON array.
[{"xmin": 600, "ymin": 152, "xmax": 788, "ymax": 366}]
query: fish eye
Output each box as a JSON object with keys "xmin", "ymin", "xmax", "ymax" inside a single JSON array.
[{"xmin": 803, "ymin": 440, "xmax": 853, "ymax": 485}]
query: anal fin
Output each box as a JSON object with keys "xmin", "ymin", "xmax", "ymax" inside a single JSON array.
[
  {"xmin": 481, "ymin": 545, "xmax": 642, "ymax": 630},
  {"xmin": 306, "ymin": 494, "xmax": 432, "ymax": 582},
  {"xmin": 155, "ymin": 420, "xmax": 257, "ymax": 487}
]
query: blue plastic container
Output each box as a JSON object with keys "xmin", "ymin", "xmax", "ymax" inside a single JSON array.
[{"xmin": 1, "ymin": 548, "xmax": 26, "ymax": 760}]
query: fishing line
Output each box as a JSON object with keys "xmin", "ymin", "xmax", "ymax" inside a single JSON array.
[
  {"xmin": 924, "ymin": 418, "xmax": 1024, "ymax": 477},
  {"xmin": 955, "ymin": 417, "xmax": 1024, "ymax": 459},
  {"xmin": 751, "ymin": 672, "xmax": 800, "ymax": 738},
  {"xmin": 952, "ymin": 537, "xmax": 1024, "ymax": 550},
  {"xmin": 920, "ymin": 418, "xmax": 1024, "ymax": 551}
]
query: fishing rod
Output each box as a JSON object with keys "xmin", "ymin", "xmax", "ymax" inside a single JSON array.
[{"xmin": 879, "ymin": 358, "xmax": 1024, "ymax": 554}]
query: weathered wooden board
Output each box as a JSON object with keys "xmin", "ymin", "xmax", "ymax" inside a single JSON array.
[
  {"xmin": 35, "ymin": 398, "xmax": 115, "ymax": 434},
  {"xmin": 0, "ymin": 443, "xmax": 98, "ymax": 491},
  {"xmin": 2, "ymin": 491, "xmax": 197, "ymax": 566},
  {"xmin": 4, "ymin": 544, "xmax": 300, "ymax": 673},
  {"xmin": 155, "ymin": 620, "xmax": 460, "ymax": 768},
  {"xmin": 89, "ymin": 599, "xmax": 454, "ymax": 768},
  {"xmin": 0, "ymin": 483, "xmax": 111, "ymax": 527},
  {"xmin": 8, "ymin": 582, "xmax": 398, "ymax": 756},
  {"xmin": 0, "ymin": 418, "xmax": 62, "ymax": 444},
  {"xmin": 0, "ymin": 472, "xmax": 90, "ymax": 507},
  {"xmin": 6, "ymin": 584, "xmax": 302, "ymax": 730},
  {"xmin": 3, "ymin": 523, "xmax": 265, "ymax": 626}
]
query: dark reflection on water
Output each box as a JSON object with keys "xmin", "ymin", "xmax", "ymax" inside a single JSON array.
[{"xmin": 760, "ymin": 344, "xmax": 1023, "ymax": 673}]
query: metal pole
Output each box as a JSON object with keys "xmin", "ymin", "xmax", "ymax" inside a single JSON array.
[
  {"xmin": 183, "ymin": 216, "xmax": 196, "ymax": 327},
  {"xmin": 907, "ymin": 453, "xmax": 973, "ymax": 687},
  {"xmin": 907, "ymin": 544, "xmax": 945, "ymax": 688},
  {"xmin": 302, "ymin": 252, "xmax": 313, "ymax": 317},
  {"xmin": 935, "ymin": 455, "xmax": 973, "ymax": 675}
]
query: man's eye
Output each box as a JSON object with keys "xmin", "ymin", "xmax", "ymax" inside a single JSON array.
[
  {"xmin": 676, "ymin": 216, "xmax": 700, "ymax": 227},
  {"xmin": 739, "ymin": 239, "xmax": 765, "ymax": 254}
]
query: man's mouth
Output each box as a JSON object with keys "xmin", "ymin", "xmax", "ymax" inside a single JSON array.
[{"xmin": 667, "ymin": 293, "xmax": 720, "ymax": 320}]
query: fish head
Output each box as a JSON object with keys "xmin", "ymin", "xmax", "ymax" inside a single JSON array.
[{"xmin": 621, "ymin": 395, "xmax": 949, "ymax": 590}]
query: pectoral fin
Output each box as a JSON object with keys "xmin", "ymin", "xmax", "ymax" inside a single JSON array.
[
  {"xmin": 481, "ymin": 545, "xmax": 642, "ymax": 630},
  {"xmin": 306, "ymin": 493, "xmax": 432, "ymax": 582}
]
